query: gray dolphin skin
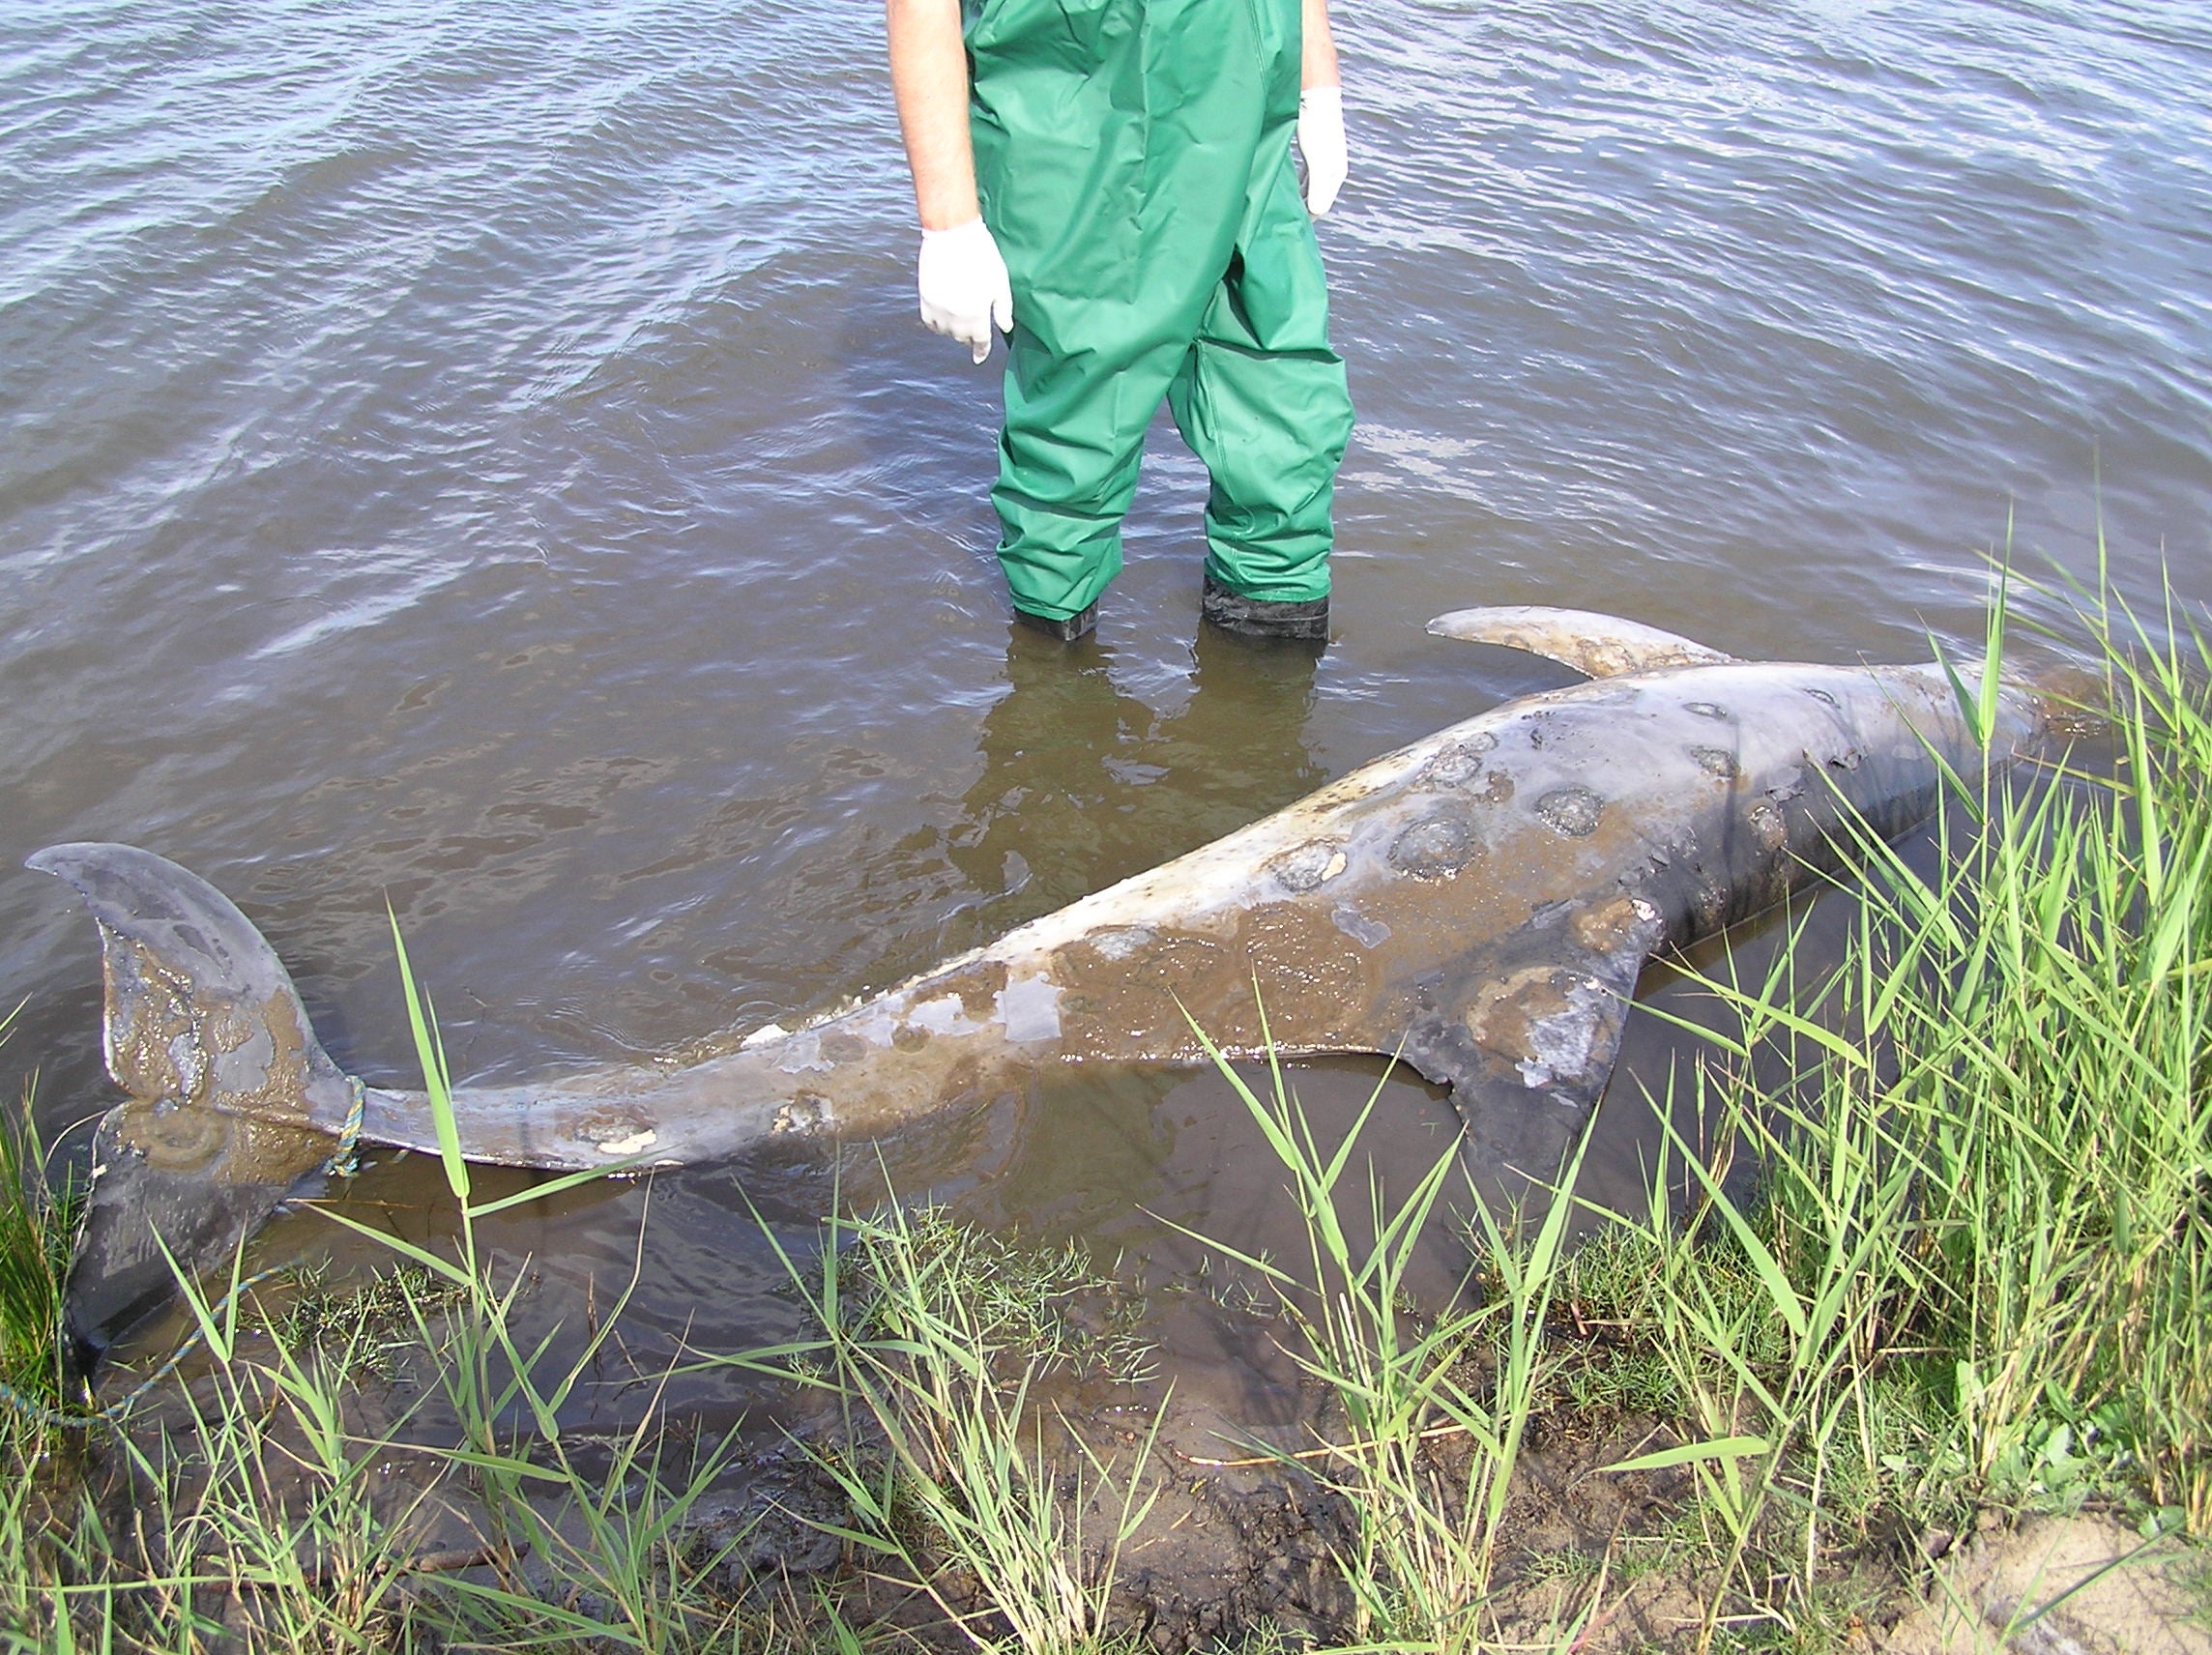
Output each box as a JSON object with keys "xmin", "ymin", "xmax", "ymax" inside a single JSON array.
[{"xmin": 29, "ymin": 608, "xmax": 2056, "ymax": 1358}]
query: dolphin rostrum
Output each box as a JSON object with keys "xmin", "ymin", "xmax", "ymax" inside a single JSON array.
[{"xmin": 29, "ymin": 608, "xmax": 2056, "ymax": 1356}]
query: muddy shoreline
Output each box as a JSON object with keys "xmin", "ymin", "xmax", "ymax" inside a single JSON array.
[{"xmin": 49, "ymin": 1245, "xmax": 2204, "ymax": 1655}]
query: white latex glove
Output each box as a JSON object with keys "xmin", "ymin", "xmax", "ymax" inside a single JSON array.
[
  {"xmin": 917, "ymin": 217, "xmax": 1014, "ymax": 364},
  {"xmin": 1297, "ymin": 84, "xmax": 1347, "ymax": 218}
]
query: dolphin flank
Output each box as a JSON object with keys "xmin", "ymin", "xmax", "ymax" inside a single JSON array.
[{"xmin": 29, "ymin": 608, "xmax": 2056, "ymax": 1357}]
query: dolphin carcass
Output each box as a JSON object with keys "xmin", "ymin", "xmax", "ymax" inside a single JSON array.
[{"xmin": 28, "ymin": 609, "xmax": 2057, "ymax": 1356}]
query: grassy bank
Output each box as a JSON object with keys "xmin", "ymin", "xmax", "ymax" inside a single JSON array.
[{"xmin": 0, "ymin": 593, "xmax": 2205, "ymax": 1651}]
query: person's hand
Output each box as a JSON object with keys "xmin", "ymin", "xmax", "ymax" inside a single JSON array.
[
  {"xmin": 917, "ymin": 217, "xmax": 1014, "ymax": 363},
  {"xmin": 1297, "ymin": 84, "xmax": 1347, "ymax": 218}
]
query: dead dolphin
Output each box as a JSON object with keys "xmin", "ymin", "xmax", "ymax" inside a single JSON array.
[{"xmin": 29, "ymin": 608, "xmax": 2055, "ymax": 1357}]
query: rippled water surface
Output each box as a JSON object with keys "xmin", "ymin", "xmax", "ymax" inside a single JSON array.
[{"xmin": 3, "ymin": 0, "xmax": 2209, "ymax": 1406}]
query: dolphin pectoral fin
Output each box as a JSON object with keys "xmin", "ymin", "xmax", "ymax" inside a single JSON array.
[
  {"xmin": 27, "ymin": 843, "xmax": 356, "ymax": 1361},
  {"xmin": 1426, "ymin": 606, "xmax": 1736, "ymax": 679},
  {"xmin": 1392, "ymin": 894, "xmax": 1670, "ymax": 1191}
]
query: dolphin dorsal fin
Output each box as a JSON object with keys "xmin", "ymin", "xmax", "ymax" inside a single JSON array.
[{"xmin": 1427, "ymin": 606, "xmax": 1736, "ymax": 679}]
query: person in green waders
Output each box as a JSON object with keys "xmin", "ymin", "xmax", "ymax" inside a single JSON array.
[{"xmin": 888, "ymin": 0, "xmax": 1353, "ymax": 643}]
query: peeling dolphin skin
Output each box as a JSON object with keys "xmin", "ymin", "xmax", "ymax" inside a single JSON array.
[{"xmin": 29, "ymin": 608, "xmax": 2057, "ymax": 1354}]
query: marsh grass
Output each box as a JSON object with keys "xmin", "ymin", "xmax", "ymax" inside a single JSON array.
[
  {"xmin": 731, "ymin": 1193, "xmax": 1164, "ymax": 1655},
  {"xmin": 0, "ymin": 1010, "xmax": 80, "ymax": 1408},
  {"xmin": 836, "ymin": 1204, "xmax": 1156, "ymax": 1386},
  {"xmin": 1177, "ymin": 1021, "xmax": 1599, "ymax": 1654},
  {"xmin": 308, "ymin": 913, "xmax": 767, "ymax": 1651}
]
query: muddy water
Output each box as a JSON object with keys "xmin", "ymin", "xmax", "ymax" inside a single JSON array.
[{"xmin": 3, "ymin": 1, "xmax": 2209, "ymax": 1425}]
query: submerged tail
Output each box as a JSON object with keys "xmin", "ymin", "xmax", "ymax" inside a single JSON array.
[{"xmin": 27, "ymin": 844, "xmax": 358, "ymax": 1363}]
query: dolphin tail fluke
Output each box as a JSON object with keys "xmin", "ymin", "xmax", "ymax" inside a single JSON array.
[
  {"xmin": 1394, "ymin": 892, "xmax": 1671, "ymax": 1198},
  {"xmin": 1426, "ymin": 606, "xmax": 1736, "ymax": 679},
  {"xmin": 26, "ymin": 843, "xmax": 356, "ymax": 1364}
]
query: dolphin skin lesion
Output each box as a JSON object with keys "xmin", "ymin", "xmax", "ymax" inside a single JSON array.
[{"xmin": 27, "ymin": 607, "xmax": 2058, "ymax": 1360}]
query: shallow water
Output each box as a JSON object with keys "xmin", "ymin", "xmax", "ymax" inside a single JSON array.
[{"xmin": 3, "ymin": 0, "xmax": 2208, "ymax": 1416}]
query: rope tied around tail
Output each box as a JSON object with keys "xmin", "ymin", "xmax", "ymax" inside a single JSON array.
[{"xmin": 323, "ymin": 1074, "xmax": 367, "ymax": 1180}]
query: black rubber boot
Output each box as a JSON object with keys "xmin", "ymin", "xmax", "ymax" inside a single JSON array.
[
  {"xmin": 1200, "ymin": 574, "xmax": 1329, "ymax": 641},
  {"xmin": 1015, "ymin": 602, "xmax": 1098, "ymax": 643}
]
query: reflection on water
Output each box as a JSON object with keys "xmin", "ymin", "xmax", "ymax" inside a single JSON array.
[
  {"xmin": 1, "ymin": 0, "xmax": 2209, "ymax": 1392},
  {"xmin": 937, "ymin": 624, "xmax": 1325, "ymax": 946}
]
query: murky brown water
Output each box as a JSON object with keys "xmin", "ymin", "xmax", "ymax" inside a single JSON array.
[{"xmin": 4, "ymin": 0, "xmax": 2209, "ymax": 1423}]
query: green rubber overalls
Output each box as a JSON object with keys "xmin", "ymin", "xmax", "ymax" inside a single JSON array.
[{"xmin": 965, "ymin": 0, "xmax": 1355, "ymax": 622}]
